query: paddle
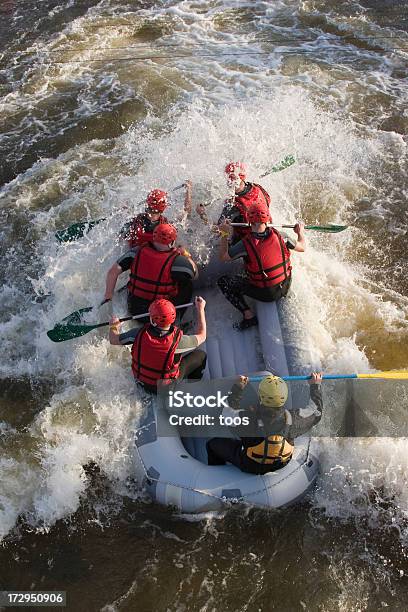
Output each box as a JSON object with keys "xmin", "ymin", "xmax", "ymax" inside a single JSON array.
[
  {"xmin": 231, "ymin": 223, "xmax": 348, "ymax": 233},
  {"xmin": 199, "ymin": 155, "xmax": 296, "ymax": 211},
  {"xmin": 250, "ymin": 371, "xmax": 408, "ymax": 382},
  {"xmin": 259, "ymin": 154, "xmax": 296, "ymax": 178},
  {"xmin": 55, "ymin": 184, "xmax": 185, "ymax": 243},
  {"xmin": 280, "ymin": 224, "xmax": 347, "ymax": 233},
  {"xmin": 47, "ymin": 302, "xmax": 194, "ymax": 343},
  {"xmin": 55, "ymin": 220, "xmax": 105, "ymax": 243}
]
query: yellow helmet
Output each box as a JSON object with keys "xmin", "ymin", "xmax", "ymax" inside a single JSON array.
[{"xmin": 258, "ymin": 375, "xmax": 288, "ymax": 408}]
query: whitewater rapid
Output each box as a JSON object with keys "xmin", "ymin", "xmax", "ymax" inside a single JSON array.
[{"xmin": 0, "ymin": 0, "xmax": 407, "ymax": 563}]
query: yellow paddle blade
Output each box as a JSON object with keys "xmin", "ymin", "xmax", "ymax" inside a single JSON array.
[{"xmin": 358, "ymin": 370, "xmax": 408, "ymax": 380}]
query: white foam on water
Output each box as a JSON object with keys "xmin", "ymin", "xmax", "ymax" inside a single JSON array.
[
  {"xmin": 0, "ymin": 91, "xmax": 404, "ymax": 538},
  {"xmin": 0, "ymin": 457, "xmax": 39, "ymax": 541},
  {"xmin": 314, "ymin": 437, "xmax": 408, "ymax": 523},
  {"xmin": 0, "ymin": 340, "xmax": 144, "ymax": 538}
]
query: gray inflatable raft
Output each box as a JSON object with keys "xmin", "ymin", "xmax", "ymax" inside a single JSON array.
[{"xmin": 132, "ymin": 260, "xmax": 320, "ymax": 513}]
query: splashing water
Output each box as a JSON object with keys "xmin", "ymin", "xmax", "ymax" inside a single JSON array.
[{"xmin": 1, "ymin": 0, "xmax": 408, "ymax": 608}]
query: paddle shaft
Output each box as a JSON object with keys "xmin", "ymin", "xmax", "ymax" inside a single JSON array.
[
  {"xmin": 250, "ymin": 375, "xmax": 357, "ymax": 382},
  {"xmin": 93, "ymin": 302, "xmax": 194, "ymax": 330},
  {"xmin": 55, "ymin": 184, "xmax": 185, "ymax": 242},
  {"xmin": 231, "ymin": 223, "xmax": 318, "ymax": 228},
  {"xmin": 231, "ymin": 223, "xmax": 294, "ymax": 227},
  {"xmin": 122, "ymin": 183, "xmax": 184, "ymax": 214},
  {"xmin": 230, "ymin": 223, "xmax": 347, "ymax": 232},
  {"xmin": 201, "ymin": 156, "xmax": 295, "ymax": 208},
  {"xmin": 250, "ymin": 372, "xmax": 408, "ymax": 381}
]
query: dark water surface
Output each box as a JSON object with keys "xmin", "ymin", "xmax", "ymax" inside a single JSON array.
[{"xmin": 1, "ymin": 1, "xmax": 408, "ymax": 610}]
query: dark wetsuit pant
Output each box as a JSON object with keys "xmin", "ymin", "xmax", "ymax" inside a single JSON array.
[
  {"xmin": 217, "ymin": 275, "xmax": 291, "ymax": 314},
  {"xmin": 127, "ymin": 280, "xmax": 193, "ymax": 320},
  {"xmin": 206, "ymin": 437, "xmax": 289, "ymax": 474},
  {"xmin": 138, "ymin": 349, "xmax": 207, "ymax": 395},
  {"xmin": 206, "ymin": 438, "xmax": 243, "ymax": 468}
]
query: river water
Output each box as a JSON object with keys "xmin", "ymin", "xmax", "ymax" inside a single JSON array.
[{"xmin": 1, "ymin": 1, "xmax": 408, "ymax": 610}]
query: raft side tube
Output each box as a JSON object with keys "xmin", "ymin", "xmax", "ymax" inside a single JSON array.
[{"xmin": 134, "ymin": 400, "xmax": 317, "ymax": 513}]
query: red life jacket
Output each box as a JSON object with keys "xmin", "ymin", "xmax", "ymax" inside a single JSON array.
[
  {"xmin": 128, "ymin": 214, "xmax": 168, "ymax": 248},
  {"xmin": 128, "ymin": 244, "xmax": 179, "ymax": 301},
  {"xmin": 131, "ymin": 324, "xmax": 183, "ymax": 386},
  {"xmin": 243, "ymin": 229, "xmax": 292, "ymax": 288},
  {"xmin": 233, "ymin": 183, "xmax": 271, "ymax": 238}
]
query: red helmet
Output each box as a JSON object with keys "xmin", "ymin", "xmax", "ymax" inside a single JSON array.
[
  {"xmin": 247, "ymin": 200, "xmax": 271, "ymax": 224},
  {"xmin": 225, "ymin": 161, "xmax": 247, "ymax": 179},
  {"xmin": 149, "ymin": 299, "xmax": 176, "ymax": 327},
  {"xmin": 152, "ymin": 223, "xmax": 177, "ymax": 245},
  {"xmin": 146, "ymin": 189, "xmax": 168, "ymax": 212}
]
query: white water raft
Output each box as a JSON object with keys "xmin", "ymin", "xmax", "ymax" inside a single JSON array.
[{"xmin": 133, "ymin": 263, "xmax": 319, "ymax": 513}]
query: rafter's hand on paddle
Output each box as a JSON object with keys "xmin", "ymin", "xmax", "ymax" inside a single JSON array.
[
  {"xmin": 237, "ymin": 375, "xmax": 249, "ymax": 389},
  {"xmin": 218, "ymin": 219, "xmax": 232, "ymax": 238},
  {"xmin": 293, "ymin": 222, "xmax": 305, "ymax": 237},
  {"xmin": 309, "ymin": 372, "xmax": 323, "ymax": 385}
]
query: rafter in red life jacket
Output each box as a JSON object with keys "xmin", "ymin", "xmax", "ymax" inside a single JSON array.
[
  {"xmin": 128, "ymin": 243, "xmax": 179, "ymax": 301},
  {"xmin": 131, "ymin": 324, "xmax": 183, "ymax": 386},
  {"xmin": 232, "ymin": 183, "xmax": 271, "ymax": 238},
  {"xmin": 128, "ymin": 213, "xmax": 168, "ymax": 248},
  {"xmin": 242, "ymin": 229, "xmax": 291, "ymax": 288}
]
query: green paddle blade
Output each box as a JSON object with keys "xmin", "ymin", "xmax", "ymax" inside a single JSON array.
[
  {"xmin": 47, "ymin": 307, "xmax": 96, "ymax": 342},
  {"xmin": 304, "ymin": 224, "xmax": 348, "ymax": 233},
  {"xmin": 270, "ymin": 154, "xmax": 295, "ymax": 173},
  {"xmin": 59, "ymin": 307, "xmax": 94, "ymax": 325},
  {"xmin": 55, "ymin": 219, "xmax": 105, "ymax": 243},
  {"xmin": 47, "ymin": 322, "xmax": 101, "ymax": 342},
  {"xmin": 260, "ymin": 155, "xmax": 296, "ymax": 177}
]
